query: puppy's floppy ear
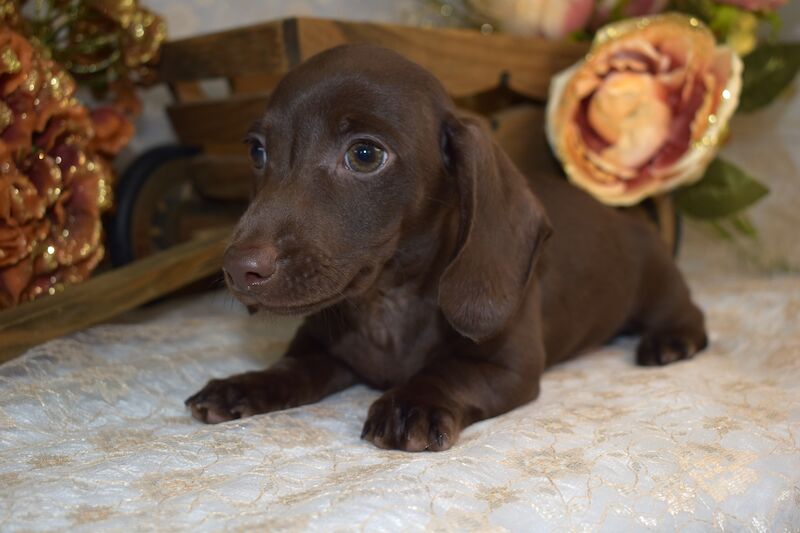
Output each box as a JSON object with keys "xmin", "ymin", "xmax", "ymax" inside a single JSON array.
[{"xmin": 438, "ymin": 114, "xmax": 552, "ymax": 343}]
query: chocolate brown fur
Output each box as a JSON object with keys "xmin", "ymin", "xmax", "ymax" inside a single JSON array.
[{"xmin": 186, "ymin": 44, "xmax": 707, "ymax": 451}]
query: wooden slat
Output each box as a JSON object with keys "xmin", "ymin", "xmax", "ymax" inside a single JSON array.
[
  {"xmin": 157, "ymin": 19, "xmax": 289, "ymax": 83},
  {"xmin": 171, "ymin": 105, "xmax": 553, "ymax": 205},
  {"xmin": 230, "ymin": 73, "xmax": 285, "ymax": 95},
  {"xmin": 169, "ymin": 81, "xmax": 207, "ymax": 103},
  {"xmin": 167, "ymin": 99, "xmax": 555, "ymax": 158},
  {"xmin": 0, "ymin": 227, "xmax": 230, "ymax": 362},
  {"xmin": 294, "ymin": 18, "xmax": 588, "ymax": 100},
  {"xmin": 167, "ymin": 93, "xmax": 269, "ymax": 146},
  {"xmin": 651, "ymin": 195, "xmax": 677, "ymax": 253},
  {"xmin": 157, "ymin": 17, "xmax": 587, "ymax": 101}
]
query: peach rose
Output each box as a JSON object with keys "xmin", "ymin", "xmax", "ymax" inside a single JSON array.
[{"xmin": 547, "ymin": 14, "xmax": 742, "ymax": 206}]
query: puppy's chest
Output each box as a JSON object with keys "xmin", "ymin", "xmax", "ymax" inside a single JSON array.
[{"xmin": 331, "ymin": 287, "xmax": 443, "ymax": 388}]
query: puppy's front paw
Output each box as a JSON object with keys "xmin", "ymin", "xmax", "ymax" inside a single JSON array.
[
  {"xmin": 185, "ymin": 371, "xmax": 294, "ymax": 424},
  {"xmin": 361, "ymin": 391, "xmax": 460, "ymax": 452},
  {"xmin": 636, "ymin": 331, "xmax": 708, "ymax": 366}
]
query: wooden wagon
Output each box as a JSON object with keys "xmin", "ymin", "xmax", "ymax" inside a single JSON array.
[{"xmin": 0, "ymin": 17, "xmax": 676, "ymax": 360}]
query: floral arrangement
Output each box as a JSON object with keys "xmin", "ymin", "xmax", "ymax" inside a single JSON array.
[
  {"xmin": 3, "ymin": 0, "xmax": 166, "ymax": 110},
  {"xmin": 420, "ymin": 0, "xmax": 798, "ymax": 237},
  {"xmin": 0, "ymin": 0, "xmax": 165, "ymax": 309}
]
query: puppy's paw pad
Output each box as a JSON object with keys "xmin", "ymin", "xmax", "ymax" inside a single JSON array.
[
  {"xmin": 636, "ymin": 332, "xmax": 707, "ymax": 366},
  {"xmin": 190, "ymin": 402, "xmax": 239, "ymax": 424},
  {"xmin": 361, "ymin": 394, "xmax": 459, "ymax": 452},
  {"xmin": 185, "ymin": 373, "xmax": 286, "ymax": 424},
  {"xmin": 185, "ymin": 380, "xmax": 245, "ymax": 424}
]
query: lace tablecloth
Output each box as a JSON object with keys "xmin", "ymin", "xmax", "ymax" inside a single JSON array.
[{"xmin": 1, "ymin": 274, "xmax": 798, "ymax": 531}]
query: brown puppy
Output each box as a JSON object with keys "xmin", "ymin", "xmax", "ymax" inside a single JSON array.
[{"xmin": 186, "ymin": 44, "xmax": 707, "ymax": 451}]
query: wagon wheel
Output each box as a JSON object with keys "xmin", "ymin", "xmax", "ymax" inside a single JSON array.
[{"xmin": 109, "ymin": 145, "xmax": 246, "ymax": 267}]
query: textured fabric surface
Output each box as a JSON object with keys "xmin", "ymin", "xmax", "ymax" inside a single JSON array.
[{"xmin": 1, "ymin": 274, "xmax": 799, "ymax": 532}]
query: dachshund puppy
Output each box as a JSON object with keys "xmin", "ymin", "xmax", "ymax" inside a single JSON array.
[{"xmin": 186, "ymin": 44, "xmax": 707, "ymax": 451}]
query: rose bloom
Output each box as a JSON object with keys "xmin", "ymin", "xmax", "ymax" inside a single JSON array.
[{"xmin": 547, "ymin": 14, "xmax": 742, "ymax": 206}]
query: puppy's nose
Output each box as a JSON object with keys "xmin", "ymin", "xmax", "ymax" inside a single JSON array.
[{"xmin": 224, "ymin": 246, "xmax": 278, "ymax": 290}]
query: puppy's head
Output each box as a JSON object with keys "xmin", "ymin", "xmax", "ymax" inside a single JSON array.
[
  {"xmin": 225, "ymin": 44, "xmax": 550, "ymax": 340},
  {"xmin": 225, "ymin": 44, "xmax": 449, "ymax": 314}
]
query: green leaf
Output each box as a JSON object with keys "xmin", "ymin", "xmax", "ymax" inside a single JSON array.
[
  {"xmin": 708, "ymin": 4, "xmax": 744, "ymax": 41},
  {"xmin": 710, "ymin": 220, "xmax": 735, "ymax": 240},
  {"xmin": 730, "ymin": 212, "xmax": 758, "ymax": 238},
  {"xmin": 675, "ymin": 158, "xmax": 769, "ymax": 219},
  {"xmin": 569, "ymin": 28, "xmax": 593, "ymax": 42},
  {"xmin": 739, "ymin": 41, "xmax": 800, "ymax": 112},
  {"xmin": 611, "ymin": 0, "xmax": 629, "ymax": 21}
]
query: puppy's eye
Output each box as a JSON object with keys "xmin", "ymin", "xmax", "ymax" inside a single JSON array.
[
  {"xmin": 345, "ymin": 142, "xmax": 387, "ymax": 173},
  {"xmin": 248, "ymin": 140, "xmax": 267, "ymax": 170}
]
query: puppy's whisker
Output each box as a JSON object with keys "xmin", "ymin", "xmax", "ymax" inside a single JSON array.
[
  {"xmin": 208, "ymin": 273, "xmax": 226, "ymax": 290},
  {"xmin": 422, "ymin": 194, "xmax": 450, "ymax": 207}
]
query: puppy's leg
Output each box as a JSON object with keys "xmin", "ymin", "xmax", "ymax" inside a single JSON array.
[
  {"xmin": 362, "ymin": 337, "xmax": 544, "ymax": 452},
  {"xmin": 186, "ymin": 328, "xmax": 356, "ymax": 424},
  {"xmin": 634, "ymin": 241, "xmax": 708, "ymax": 366}
]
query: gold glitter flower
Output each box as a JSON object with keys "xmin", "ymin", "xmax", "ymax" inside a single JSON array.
[
  {"xmin": 0, "ymin": 28, "xmax": 130, "ymax": 308},
  {"xmin": 3, "ymin": 0, "xmax": 166, "ymax": 113}
]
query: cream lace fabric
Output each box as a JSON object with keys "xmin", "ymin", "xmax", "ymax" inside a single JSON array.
[{"xmin": 1, "ymin": 274, "xmax": 799, "ymax": 531}]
